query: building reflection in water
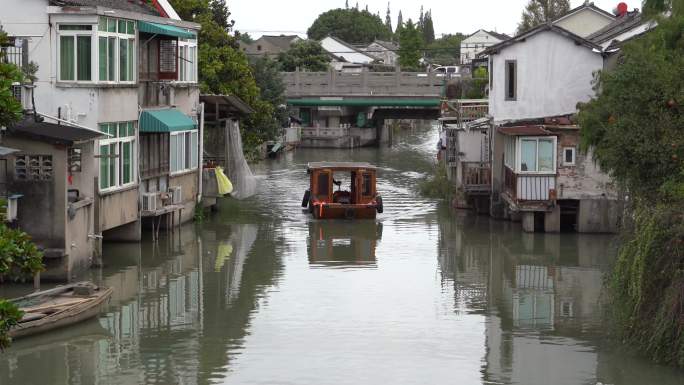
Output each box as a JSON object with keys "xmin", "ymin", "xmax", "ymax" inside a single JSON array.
[
  {"xmin": 307, "ymin": 220, "xmax": 382, "ymax": 269},
  {"xmin": 0, "ymin": 222, "xmax": 282, "ymax": 385},
  {"xmin": 437, "ymin": 211, "xmax": 683, "ymax": 385}
]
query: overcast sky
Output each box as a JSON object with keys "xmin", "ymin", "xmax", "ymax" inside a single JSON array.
[{"xmin": 231, "ymin": 0, "xmax": 635, "ymax": 39}]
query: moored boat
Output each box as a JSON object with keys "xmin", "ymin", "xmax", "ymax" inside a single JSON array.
[
  {"xmin": 302, "ymin": 162, "xmax": 383, "ymax": 219},
  {"xmin": 9, "ymin": 282, "xmax": 113, "ymax": 339}
]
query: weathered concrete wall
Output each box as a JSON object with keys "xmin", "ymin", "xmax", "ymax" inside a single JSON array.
[
  {"xmin": 489, "ymin": 30, "xmax": 603, "ymax": 123},
  {"xmin": 544, "ymin": 205, "xmax": 561, "ymax": 233},
  {"xmin": 577, "ymin": 199, "xmax": 619, "ymax": 233},
  {"xmin": 100, "ymin": 187, "xmax": 139, "ymax": 232},
  {"xmin": 169, "ymin": 171, "xmax": 199, "ymax": 224},
  {"xmin": 555, "ymin": 130, "xmax": 616, "ymax": 200}
]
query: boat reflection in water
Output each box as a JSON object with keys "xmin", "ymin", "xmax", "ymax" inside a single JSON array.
[{"xmin": 307, "ymin": 220, "xmax": 383, "ymax": 269}]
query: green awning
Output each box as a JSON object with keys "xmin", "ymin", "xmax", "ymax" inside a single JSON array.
[
  {"xmin": 138, "ymin": 21, "xmax": 196, "ymax": 39},
  {"xmin": 287, "ymin": 98, "xmax": 441, "ymax": 107},
  {"xmin": 140, "ymin": 109, "xmax": 196, "ymax": 133}
]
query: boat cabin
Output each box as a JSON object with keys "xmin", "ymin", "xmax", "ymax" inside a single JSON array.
[{"xmin": 303, "ymin": 162, "xmax": 383, "ymax": 219}]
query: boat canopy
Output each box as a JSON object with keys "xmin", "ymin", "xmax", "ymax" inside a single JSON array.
[{"xmin": 307, "ymin": 162, "xmax": 377, "ymax": 171}]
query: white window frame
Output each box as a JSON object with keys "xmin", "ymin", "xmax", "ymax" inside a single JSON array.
[
  {"xmin": 177, "ymin": 39, "xmax": 198, "ymax": 83},
  {"xmin": 57, "ymin": 25, "xmax": 95, "ymax": 83},
  {"xmin": 97, "ymin": 17, "xmax": 136, "ymax": 84},
  {"xmin": 99, "ymin": 121, "xmax": 137, "ymax": 193},
  {"xmin": 515, "ymin": 136, "xmax": 557, "ymax": 174},
  {"xmin": 170, "ymin": 130, "xmax": 199, "ymax": 175},
  {"xmin": 562, "ymin": 147, "xmax": 576, "ymax": 166}
]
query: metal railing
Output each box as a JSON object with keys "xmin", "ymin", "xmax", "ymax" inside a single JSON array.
[{"xmin": 442, "ymin": 99, "xmax": 489, "ymax": 127}]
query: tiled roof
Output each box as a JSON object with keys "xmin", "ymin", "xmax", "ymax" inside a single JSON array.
[
  {"xmin": 587, "ymin": 11, "xmax": 643, "ymax": 44},
  {"xmin": 486, "ymin": 30, "xmax": 510, "ymax": 41},
  {"xmin": 480, "ymin": 23, "xmax": 601, "ymax": 57},
  {"xmin": 257, "ymin": 35, "xmax": 300, "ymax": 51},
  {"xmin": 49, "ymin": 0, "xmax": 160, "ymax": 16}
]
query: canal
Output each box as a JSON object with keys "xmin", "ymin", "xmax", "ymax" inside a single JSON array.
[{"xmin": 2, "ymin": 126, "xmax": 683, "ymax": 385}]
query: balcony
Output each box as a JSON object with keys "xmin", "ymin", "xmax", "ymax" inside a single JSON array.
[
  {"xmin": 504, "ymin": 166, "xmax": 556, "ymax": 203},
  {"xmin": 441, "ymin": 99, "xmax": 489, "ymax": 126},
  {"xmin": 462, "ymin": 162, "xmax": 491, "ymax": 195}
]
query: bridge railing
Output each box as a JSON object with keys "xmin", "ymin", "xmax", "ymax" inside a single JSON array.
[{"xmin": 283, "ymin": 70, "xmax": 445, "ymax": 97}]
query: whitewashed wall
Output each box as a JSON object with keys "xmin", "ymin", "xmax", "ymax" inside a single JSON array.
[
  {"xmin": 460, "ymin": 30, "xmax": 505, "ymax": 64},
  {"xmin": 553, "ymin": 8, "xmax": 614, "ymax": 38},
  {"xmin": 489, "ymin": 30, "xmax": 603, "ymax": 123}
]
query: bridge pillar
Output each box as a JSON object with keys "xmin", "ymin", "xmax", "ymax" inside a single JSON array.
[{"xmin": 377, "ymin": 119, "xmax": 392, "ymax": 146}]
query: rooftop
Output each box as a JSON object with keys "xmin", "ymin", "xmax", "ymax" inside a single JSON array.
[
  {"xmin": 480, "ymin": 23, "xmax": 601, "ymax": 56},
  {"xmin": 587, "ymin": 10, "xmax": 645, "ymax": 45},
  {"xmin": 9, "ymin": 116, "xmax": 105, "ymax": 145},
  {"xmin": 49, "ymin": 0, "xmax": 160, "ymax": 16}
]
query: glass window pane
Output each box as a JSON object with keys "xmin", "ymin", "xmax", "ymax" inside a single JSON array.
[
  {"xmin": 119, "ymin": 39, "xmax": 128, "ymax": 81},
  {"xmin": 118, "ymin": 20, "xmax": 126, "ymax": 34},
  {"xmin": 108, "ymin": 37, "xmax": 116, "ymax": 81},
  {"xmin": 59, "ymin": 25, "xmax": 92, "ymax": 31},
  {"xmin": 109, "ymin": 143, "xmax": 117, "ymax": 187},
  {"xmin": 60, "ymin": 36, "xmax": 75, "ymax": 81},
  {"xmin": 128, "ymin": 39, "xmax": 134, "ymax": 81},
  {"xmin": 128, "ymin": 122, "xmax": 135, "ymax": 137},
  {"xmin": 107, "ymin": 18, "xmax": 116, "ymax": 32},
  {"xmin": 122, "ymin": 142, "xmax": 131, "ymax": 184},
  {"xmin": 127, "ymin": 21, "xmax": 135, "ymax": 35},
  {"xmin": 170, "ymin": 134, "xmax": 177, "ymax": 172},
  {"xmin": 98, "ymin": 17, "xmax": 107, "ymax": 32},
  {"xmin": 184, "ymin": 132, "xmax": 191, "ymax": 170},
  {"xmin": 99, "ymin": 37, "xmax": 107, "ymax": 81},
  {"xmin": 77, "ymin": 35, "xmax": 91, "ymax": 81},
  {"xmin": 538, "ymin": 139, "xmax": 554, "ymax": 172},
  {"xmin": 179, "ymin": 46, "xmax": 186, "ymax": 81},
  {"xmin": 191, "ymin": 131, "xmax": 198, "ymax": 168},
  {"xmin": 520, "ymin": 139, "xmax": 537, "ymax": 172},
  {"xmin": 100, "ymin": 145, "xmax": 109, "ymax": 189},
  {"xmin": 119, "ymin": 122, "xmax": 128, "ymax": 137}
]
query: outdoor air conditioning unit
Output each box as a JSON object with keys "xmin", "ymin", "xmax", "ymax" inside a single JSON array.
[
  {"xmin": 169, "ymin": 186, "xmax": 182, "ymax": 205},
  {"xmin": 142, "ymin": 192, "xmax": 159, "ymax": 212}
]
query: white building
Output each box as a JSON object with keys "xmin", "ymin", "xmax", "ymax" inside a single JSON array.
[
  {"xmin": 552, "ymin": 1, "xmax": 615, "ymax": 37},
  {"xmin": 1, "ymin": 0, "xmax": 202, "ymax": 279},
  {"xmin": 320, "ymin": 36, "xmax": 377, "ymax": 72},
  {"xmin": 460, "ymin": 30, "xmax": 509, "ymax": 64}
]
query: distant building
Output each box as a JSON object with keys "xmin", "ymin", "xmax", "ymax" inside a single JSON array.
[
  {"xmin": 240, "ymin": 35, "xmax": 301, "ymax": 57},
  {"xmin": 320, "ymin": 36, "xmax": 378, "ymax": 72},
  {"xmin": 361, "ymin": 40, "xmax": 399, "ymax": 68},
  {"xmin": 460, "ymin": 30, "xmax": 509, "ymax": 64}
]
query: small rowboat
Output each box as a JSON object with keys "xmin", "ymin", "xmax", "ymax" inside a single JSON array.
[
  {"xmin": 9, "ymin": 282, "xmax": 112, "ymax": 339},
  {"xmin": 302, "ymin": 162, "xmax": 383, "ymax": 219}
]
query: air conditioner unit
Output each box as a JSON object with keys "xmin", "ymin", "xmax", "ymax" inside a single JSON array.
[
  {"xmin": 169, "ymin": 186, "xmax": 182, "ymax": 205},
  {"xmin": 142, "ymin": 192, "xmax": 158, "ymax": 212}
]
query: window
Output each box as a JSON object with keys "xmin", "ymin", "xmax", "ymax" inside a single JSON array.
[
  {"xmin": 317, "ymin": 172, "xmax": 329, "ymax": 197},
  {"xmin": 99, "ymin": 121, "xmax": 136, "ymax": 191},
  {"xmin": 178, "ymin": 39, "xmax": 197, "ymax": 82},
  {"xmin": 504, "ymin": 135, "xmax": 515, "ymax": 168},
  {"xmin": 14, "ymin": 155, "xmax": 52, "ymax": 181},
  {"xmin": 170, "ymin": 130, "xmax": 199, "ymax": 174},
  {"xmin": 563, "ymin": 147, "xmax": 576, "ymax": 166},
  {"xmin": 362, "ymin": 173, "xmax": 373, "ymax": 196},
  {"xmin": 97, "ymin": 17, "xmax": 135, "ymax": 83},
  {"xmin": 519, "ymin": 137, "xmax": 556, "ymax": 173},
  {"xmin": 58, "ymin": 25, "xmax": 93, "ymax": 81},
  {"xmin": 159, "ymin": 39, "xmax": 178, "ymax": 79},
  {"xmin": 505, "ymin": 60, "xmax": 516, "ymax": 101}
]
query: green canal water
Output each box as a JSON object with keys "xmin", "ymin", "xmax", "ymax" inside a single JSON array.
[{"xmin": 1, "ymin": 126, "xmax": 683, "ymax": 385}]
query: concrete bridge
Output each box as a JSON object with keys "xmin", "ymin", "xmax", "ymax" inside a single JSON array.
[{"xmin": 283, "ymin": 70, "xmax": 445, "ymax": 148}]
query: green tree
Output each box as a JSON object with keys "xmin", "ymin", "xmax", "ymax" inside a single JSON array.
[
  {"xmin": 385, "ymin": 2, "xmax": 393, "ymax": 35},
  {"xmin": 395, "ymin": 10, "xmax": 404, "ymax": 40},
  {"xmin": 424, "ymin": 33, "xmax": 464, "ymax": 65},
  {"xmin": 238, "ymin": 32, "xmax": 254, "ymax": 44},
  {"xmin": 277, "ymin": 40, "xmax": 331, "ymax": 72},
  {"xmin": 169, "ymin": 0, "xmax": 280, "ymax": 156},
  {"xmin": 398, "ymin": 19, "xmax": 423, "ymax": 71},
  {"xmin": 250, "ymin": 56, "xmax": 287, "ymax": 127},
  {"xmin": 577, "ymin": 7, "xmax": 684, "ymax": 366},
  {"xmin": 307, "ymin": 8, "xmax": 391, "ymax": 44},
  {"xmin": 0, "ymin": 29, "xmax": 23, "ymax": 128},
  {"xmin": 422, "ymin": 10, "xmax": 435, "ymax": 44},
  {"xmin": 516, "ymin": 0, "xmax": 570, "ymax": 34}
]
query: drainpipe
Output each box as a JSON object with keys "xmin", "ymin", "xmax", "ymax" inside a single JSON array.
[{"xmin": 197, "ymin": 102, "xmax": 204, "ymax": 203}]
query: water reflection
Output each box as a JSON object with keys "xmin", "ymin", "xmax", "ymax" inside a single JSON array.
[{"xmin": 307, "ymin": 220, "xmax": 382, "ymax": 269}]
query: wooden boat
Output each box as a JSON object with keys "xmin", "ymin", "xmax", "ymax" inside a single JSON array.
[
  {"xmin": 302, "ymin": 162, "xmax": 383, "ymax": 219},
  {"xmin": 9, "ymin": 282, "xmax": 113, "ymax": 339}
]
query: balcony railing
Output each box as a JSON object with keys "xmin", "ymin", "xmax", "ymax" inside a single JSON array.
[
  {"xmin": 504, "ymin": 166, "xmax": 556, "ymax": 202},
  {"xmin": 462, "ymin": 162, "xmax": 491, "ymax": 193},
  {"xmin": 442, "ymin": 99, "xmax": 489, "ymax": 127}
]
